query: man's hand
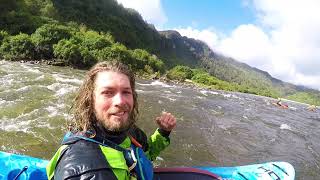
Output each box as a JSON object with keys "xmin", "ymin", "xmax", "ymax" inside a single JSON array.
[{"xmin": 156, "ymin": 112, "xmax": 176, "ymax": 132}]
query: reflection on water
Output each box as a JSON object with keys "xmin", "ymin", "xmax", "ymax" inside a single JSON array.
[{"xmin": 1, "ymin": 61, "xmax": 320, "ymax": 179}]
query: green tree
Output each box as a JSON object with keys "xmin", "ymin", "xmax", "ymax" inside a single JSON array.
[
  {"xmin": 53, "ymin": 38, "xmax": 97, "ymax": 68},
  {"xmin": 0, "ymin": 0, "xmax": 18, "ymax": 16},
  {"xmin": 31, "ymin": 23, "xmax": 73, "ymax": 59},
  {"xmin": 53, "ymin": 38, "xmax": 81, "ymax": 66},
  {"xmin": 0, "ymin": 31, "xmax": 9, "ymax": 45},
  {"xmin": 167, "ymin": 65, "xmax": 193, "ymax": 81},
  {"xmin": 0, "ymin": 33, "xmax": 35, "ymax": 60},
  {"xmin": 74, "ymin": 30, "xmax": 113, "ymax": 51}
]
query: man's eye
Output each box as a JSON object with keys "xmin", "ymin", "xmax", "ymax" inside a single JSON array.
[
  {"xmin": 123, "ymin": 91, "xmax": 132, "ymax": 95},
  {"xmin": 103, "ymin": 91, "xmax": 113, "ymax": 95}
]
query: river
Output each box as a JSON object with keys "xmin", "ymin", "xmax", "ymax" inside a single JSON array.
[{"xmin": 0, "ymin": 61, "xmax": 319, "ymax": 179}]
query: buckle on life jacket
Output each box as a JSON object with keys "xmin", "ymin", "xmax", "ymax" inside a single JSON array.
[{"xmin": 124, "ymin": 147, "xmax": 137, "ymax": 171}]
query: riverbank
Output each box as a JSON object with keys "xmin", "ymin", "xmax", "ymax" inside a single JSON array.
[{"xmin": 18, "ymin": 59, "xmax": 66, "ymax": 67}]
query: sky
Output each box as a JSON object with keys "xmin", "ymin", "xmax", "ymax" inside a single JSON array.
[{"xmin": 116, "ymin": 0, "xmax": 320, "ymax": 90}]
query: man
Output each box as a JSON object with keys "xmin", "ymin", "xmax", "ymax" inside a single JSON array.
[{"xmin": 46, "ymin": 61, "xmax": 176, "ymax": 179}]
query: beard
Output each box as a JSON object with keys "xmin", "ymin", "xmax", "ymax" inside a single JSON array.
[{"xmin": 95, "ymin": 106, "xmax": 136, "ymax": 132}]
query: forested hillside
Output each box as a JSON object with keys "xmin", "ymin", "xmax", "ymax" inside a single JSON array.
[{"xmin": 0, "ymin": 0, "xmax": 319, "ymax": 105}]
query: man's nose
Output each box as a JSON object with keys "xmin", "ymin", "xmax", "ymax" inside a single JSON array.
[{"xmin": 113, "ymin": 93, "xmax": 125, "ymax": 106}]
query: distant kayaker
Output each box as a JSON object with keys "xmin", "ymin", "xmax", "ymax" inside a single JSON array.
[
  {"xmin": 46, "ymin": 61, "xmax": 176, "ymax": 180},
  {"xmin": 307, "ymin": 105, "xmax": 317, "ymax": 112},
  {"xmin": 276, "ymin": 98, "xmax": 282, "ymax": 106},
  {"xmin": 272, "ymin": 98, "xmax": 288, "ymax": 109}
]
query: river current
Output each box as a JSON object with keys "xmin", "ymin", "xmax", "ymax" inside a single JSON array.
[{"xmin": 1, "ymin": 61, "xmax": 319, "ymax": 179}]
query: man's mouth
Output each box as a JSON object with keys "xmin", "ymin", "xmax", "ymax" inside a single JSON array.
[
  {"xmin": 114, "ymin": 112, "xmax": 125, "ymax": 115},
  {"xmin": 111, "ymin": 111, "xmax": 126, "ymax": 117}
]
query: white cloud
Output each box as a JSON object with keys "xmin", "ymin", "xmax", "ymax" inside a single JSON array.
[
  {"xmin": 247, "ymin": 0, "xmax": 320, "ymax": 89},
  {"xmin": 173, "ymin": 27, "xmax": 220, "ymax": 51},
  {"xmin": 116, "ymin": 0, "xmax": 320, "ymax": 90},
  {"xmin": 217, "ymin": 24, "xmax": 272, "ymax": 68},
  {"xmin": 116, "ymin": 0, "xmax": 167, "ymax": 28},
  {"xmin": 175, "ymin": 0, "xmax": 320, "ymax": 90}
]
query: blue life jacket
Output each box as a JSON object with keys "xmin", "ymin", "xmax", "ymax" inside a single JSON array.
[{"xmin": 132, "ymin": 144, "xmax": 153, "ymax": 180}]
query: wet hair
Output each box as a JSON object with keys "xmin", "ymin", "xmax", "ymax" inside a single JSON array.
[{"xmin": 69, "ymin": 61, "xmax": 138, "ymax": 132}]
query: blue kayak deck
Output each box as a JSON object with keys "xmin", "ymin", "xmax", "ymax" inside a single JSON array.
[{"xmin": 0, "ymin": 151, "xmax": 295, "ymax": 180}]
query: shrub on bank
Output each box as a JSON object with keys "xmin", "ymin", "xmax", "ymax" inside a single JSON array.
[
  {"xmin": 0, "ymin": 31, "xmax": 9, "ymax": 46},
  {"xmin": 53, "ymin": 38, "xmax": 97, "ymax": 68},
  {"xmin": 74, "ymin": 30, "xmax": 114, "ymax": 51},
  {"xmin": 0, "ymin": 33, "xmax": 35, "ymax": 60},
  {"xmin": 192, "ymin": 72, "xmax": 219, "ymax": 86},
  {"xmin": 96, "ymin": 44, "xmax": 164, "ymax": 74},
  {"xmin": 167, "ymin": 65, "xmax": 193, "ymax": 81},
  {"xmin": 131, "ymin": 49, "xmax": 164, "ymax": 73},
  {"xmin": 31, "ymin": 23, "xmax": 74, "ymax": 59}
]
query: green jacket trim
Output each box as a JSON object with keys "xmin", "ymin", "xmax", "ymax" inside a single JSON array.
[
  {"xmin": 99, "ymin": 137, "xmax": 131, "ymax": 180},
  {"xmin": 46, "ymin": 145, "xmax": 68, "ymax": 180},
  {"xmin": 146, "ymin": 128, "xmax": 170, "ymax": 161}
]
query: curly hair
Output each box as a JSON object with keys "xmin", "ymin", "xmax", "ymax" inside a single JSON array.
[{"xmin": 69, "ymin": 61, "xmax": 138, "ymax": 132}]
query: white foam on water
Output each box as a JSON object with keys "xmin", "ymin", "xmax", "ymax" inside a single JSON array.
[
  {"xmin": 57, "ymin": 103, "xmax": 65, "ymax": 109},
  {"xmin": 0, "ymin": 99, "xmax": 18, "ymax": 108},
  {"xmin": 223, "ymin": 93, "xmax": 231, "ymax": 98},
  {"xmin": 197, "ymin": 96, "xmax": 205, "ymax": 99},
  {"xmin": 211, "ymin": 91, "xmax": 219, "ymax": 95},
  {"xmin": 280, "ymin": 124, "xmax": 292, "ymax": 130},
  {"xmin": 150, "ymin": 80, "xmax": 173, "ymax": 88},
  {"xmin": 1, "ymin": 77, "xmax": 14, "ymax": 86},
  {"xmin": 27, "ymin": 68, "xmax": 40, "ymax": 73},
  {"xmin": 47, "ymin": 83, "xmax": 59, "ymax": 91},
  {"xmin": 20, "ymin": 64, "xmax": 41, "ymax": 74},
  {"xmin": 231, "ymin": 94, "xmax": 241, "ymax": 99},
  {"xmin": 46, "ymin": 106, "xmax": 58, "ymax": 117},
  {"xmin": 2, "ymin": 124, "xmax": 22, "ymax": 131},
  {"xmin": 200, "ymin": 90, "xmax": 219, "ymax": 96},
  {"xmin": 307, "ymin": 145, "xmax": 320, "ymax": 159},
  {"xmin": 2, "ymin": 118, "xmax": 32, "ymax": 132},
  {"xmin": 167, "ymin": 97, "xmax": 176, "ymax": 102},
  {"xmin": 16, "ymin": 85, "xmax": 30, "ymax": 92},
  {"xmin": 16, "ymin": 109, "xmax": 39, "ymax": 118},
  {"xmin": 56, "ymin": 87, "xmax": 71, "ymax": 96},
  {"xmin": 0, "ymin": 99, "xmax": 7, "ymax": 106},
  {"xmin": 53, "ymin": 74, "xmax": 83, "ymax": 85},
  {"xmin": 136, "ymin": 82, "xmax": 152, "ymax": 86},
  {"xmin": 35, "ymin": 75, "xmax": 45, "ymax": 80},
  {"xmin": 63, "ymin": 113, "xmax": 73, "ymax": 120},
  {"xmin": 221, "ymin": 93, "xmax": 242, "ymax": 100},
  {"xmin": 135, "ymin": 89, "xmax": 145, "ymax": 93},
  {"xmin": 289, "ymin": 106, "xmax": 297, "ymax": 111},
  {"xmin": 47, "ymin": 83, "xmax": 77, "ymax": 96},
  {"xmin": 218, "ymin": 124, "xmax": 229, "ymax": 131},
  {"xmin": 11, "ymin": 110, "xmax": 41, "ymax": 131},
  {"xmin": 201, "ymin": 90, "xmax": 209, "ymax": 96}
]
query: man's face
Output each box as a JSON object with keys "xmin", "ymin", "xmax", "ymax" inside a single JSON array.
[{"xmin": 93, "ymin": 71, "xmax": 134, "ymax": 132}]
